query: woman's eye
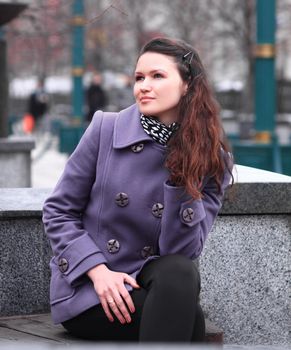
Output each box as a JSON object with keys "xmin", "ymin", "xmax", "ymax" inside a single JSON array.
[
  {"xmin": 135, "ymin": 76, "xmax": 144, "ymax": 82},
  {"xmin": 153, "ymin": 73, "xmax": 163, "ymax": 79}
]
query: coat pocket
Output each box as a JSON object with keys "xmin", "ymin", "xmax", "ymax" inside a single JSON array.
[{"xmin": 49, "ymin": 258, "xmax": 75, "ymax": 305}]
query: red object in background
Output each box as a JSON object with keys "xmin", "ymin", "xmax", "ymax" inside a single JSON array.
[{"xmin": 22, "ymin": 113, "xmax": 35, "ymax": 133}]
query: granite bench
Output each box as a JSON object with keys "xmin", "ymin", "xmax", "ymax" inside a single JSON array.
[{"xmin": 0, "ymin": 165, "xmax": 290, "ymax": 345}]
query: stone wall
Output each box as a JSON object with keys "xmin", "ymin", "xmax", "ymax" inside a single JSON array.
[
  {"xmin": 0, "ymin": 168, "xmax": 290, "ymax": 345},
  {"xmin": 0, "ymin": 189, "xmax": 51, "ymax": 315},
  {"xmin": 200, "ymin": 182, "xmax": 291, "ymax": 345},
  {"xmin": 200, "ymin": 183, "xmax": 291, "ymax": 344}
]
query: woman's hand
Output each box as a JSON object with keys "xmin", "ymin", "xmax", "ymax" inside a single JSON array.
[{"xmin": 86, "ymin": 264, "xmax": 140, "ymax": 324}]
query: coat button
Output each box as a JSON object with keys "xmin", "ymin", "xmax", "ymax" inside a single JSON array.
[
  {"xmin": 141, "ymin": 246, "xmax": 154, "ymax": 259},
  {"xmin": 182, "ymin": 208, "xmax": 194, "ymax": 223},
  {"xmin": 152, "ymin": 203, "xmax": 164, "ymax": 218},
  {"xmin": 107, "ymin": 239, "xmax": 120, "ymax": 253},
  {"xmin": 115, "ymin": 192, "xmax": 129, "ymax": 207},
  {"xmin": 58, "ymin": 258, "xmax": 69, "ymax": 273},
  {"xmin": 131, "ymin": 143, "xmax": 144, "ymax": 153}
]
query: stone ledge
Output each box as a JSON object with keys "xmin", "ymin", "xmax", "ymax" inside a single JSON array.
[
  {"xmin": 1, "ymin": 181, "xmax": 291, "ymax": 217},
  {"xmin": 0, "ymin": 137, "xmax": 35, "ymax": 152},
  {"xmin": 0, "ymin": 188, "xmax": 51, "ymax": 217},
  {"xmin": 222, "ymin": 182, "xmax": 291, "ymax": 214}
]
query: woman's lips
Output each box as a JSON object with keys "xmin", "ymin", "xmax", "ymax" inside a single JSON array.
[{"xmin": 140, "ymin": 96, "xmax": 155, "ymax": 102}]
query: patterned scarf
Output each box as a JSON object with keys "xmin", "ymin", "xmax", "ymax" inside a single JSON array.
[{"xmin": 140, "ymin": 115, "xmax": 179, "ymax": 146}]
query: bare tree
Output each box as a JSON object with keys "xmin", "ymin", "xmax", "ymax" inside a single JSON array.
[
  {"xmin": 201, "ymin": 0, "xmax": 255, "ymax": 113},
  {"xmin": 163, "ymin": 0, "xmax": 205, "ymax": 43},
  {"xmin": 85, "ymin": 0, "xmax": 164, "ymax": 73},
  {"xmin": 276, "ymin": 0, "xmax": 291, "ymax": 80},
  {"xmin": 155, "ymin": 0, "xmax": 218, "ymax": 81},
  {"xmin": 7, "ymin": 0, "xmax": 291, "ymax": 91},
  {"xmin": 6, "ymin": 0, "xmax": 71, "ymax": 78}
]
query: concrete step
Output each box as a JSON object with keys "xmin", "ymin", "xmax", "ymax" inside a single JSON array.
[{"xmin": 0, "ymin": 313, "xmax": 223, "ymax": 344}]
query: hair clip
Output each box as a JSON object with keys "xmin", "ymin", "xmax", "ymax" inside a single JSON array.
[
  {"xmin": 182, "ymin": 51, "xmax": 194, "ymax": 78},
  {"xmin": 182, "ymin": 51, "xmax": 194, "ymax": 64}
]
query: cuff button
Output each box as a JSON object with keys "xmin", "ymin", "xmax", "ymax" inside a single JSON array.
[
  {"xmin": 58, "ymin": 258, "xmax": 69, "ymax": 273},
  {"xmin": 107, "ymin": 239, "xmax": 120, "ymax": 253},
  {"xmin": 182, "ymin": 208, "xmax": 194, "ymax": 223}
]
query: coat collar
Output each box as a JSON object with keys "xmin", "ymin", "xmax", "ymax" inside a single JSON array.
[{"xmin": 113, "ymin": 104, "xmax": 153, "ymax": 149}]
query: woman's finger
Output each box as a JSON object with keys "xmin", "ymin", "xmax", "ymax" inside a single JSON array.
[
  {"xmin": 119, "ymin": 285, "xmax": 135, "ymax": 313},
  {"xmin": 100, "ymin": 297, "xmax": 114, "ymax": 323},
  {"xmin": 111, "ymin": 290, "xmax": 132, "ymax": 323},
  {"xmin": 123, "ymin": 274, "xmax": 140, "ymax": 289},
  {"xmin": 107, "ymin": 298, "xmax": 127, "ymax": 324}
]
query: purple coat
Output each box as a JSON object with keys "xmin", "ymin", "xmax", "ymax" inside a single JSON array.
[{"xmin": 43, "ymin": 104, "xmax": 232, "ymax": 324}]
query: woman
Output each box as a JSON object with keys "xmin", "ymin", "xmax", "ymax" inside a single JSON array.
[{"xmin": 43, "ymin": 37, "xmax": 233, "ymax": 342}]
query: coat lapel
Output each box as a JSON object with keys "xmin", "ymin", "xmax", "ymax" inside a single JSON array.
[{"xmin": 113, "ymin": 104, "xmax": 152, "ymax": 149}]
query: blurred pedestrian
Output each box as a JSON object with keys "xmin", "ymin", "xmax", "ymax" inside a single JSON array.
[
  {"xmin": 86, "ymin": 72, "xmax": 108, "ymax": 122},
  {"xmin": 28, "ymin": 77, "xmax": 49, "ymax": 131},
  {"xmin": 43, "ymin": 37, "xmax": 233, "ymax": 342}
]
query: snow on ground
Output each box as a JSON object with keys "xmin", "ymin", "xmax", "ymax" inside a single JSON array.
[
  {"xmin": 31, "ymin": 133, "xmax": 68, "ymax": 188},
  {"xmin": 234, "ymin": 164, "xmax": 291, "ymax": 183}
]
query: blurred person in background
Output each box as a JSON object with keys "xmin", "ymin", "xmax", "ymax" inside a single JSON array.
[
  {"xmin": 43, "ymin": 37, "xmax": 233, "ymax": 343},
  {"xmin": 86, "ymin": 72, "xmax": 108, "ymax": 122},
  {"xmin": 27, "ymin": 77, "xmax": 49, "ymax": 131}
]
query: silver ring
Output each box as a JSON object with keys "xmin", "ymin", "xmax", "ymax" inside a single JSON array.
[{"xmin": 107, "ymin": 298, "xmax": 115, "ymax": 304}]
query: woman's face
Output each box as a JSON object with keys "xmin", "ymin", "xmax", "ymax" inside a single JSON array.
[{"xmin": 134, "ymin": 52, "xmax": 187, "ymax": 125}]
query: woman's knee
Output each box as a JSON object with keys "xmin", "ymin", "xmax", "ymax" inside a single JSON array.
[
  {"xmin": 142, "ymin": 254, "xmax": 200, "ymax": 290},
  {"xmin": 159, "ymin": 254, "xmax": 199, "ymax": 281}
]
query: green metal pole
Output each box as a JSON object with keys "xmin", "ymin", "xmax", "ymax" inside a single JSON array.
[
  {"xmin": 0, "ymin": 28, "xmax": 8, "ymax": 138},
  {"xmin": 254, "ymin": 0, "xmax": 276, "ymax": 143},
  {"xmin": 71, "ymin": 0, "xmax": 85, "ymax": 124}
]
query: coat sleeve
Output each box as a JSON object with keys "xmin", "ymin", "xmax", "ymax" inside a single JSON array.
[
  {"xmin": 159, "ymin": 151, "xmax": 233, "ymax": 259},
  {"xmin": 42, "ymin": 111, "xmax": 108, "ymax": 287}
]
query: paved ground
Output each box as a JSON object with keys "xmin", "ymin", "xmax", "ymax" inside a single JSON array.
[
  {"xmin": 0, "ymin": 313, "xmax": 290, "ymax": 349},
  {"xmin": 0, "ymin": 313, "xmax": 224, "ymax": 347},
  {"xmin": 31, "ymin": 132, "xmax": 68, "ymax": 189}
]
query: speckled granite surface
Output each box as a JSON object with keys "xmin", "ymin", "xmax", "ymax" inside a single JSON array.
[
  {"xmin": 221, "ymin": 182, "xmax": 291, "ymax": 214},
  {"xmin": 0, "ymin": 217, "xmax": 51, "ymax": 316},
  {"xmin": 200, "ymin": 215, "xmax": 291, "ymax": 345}
]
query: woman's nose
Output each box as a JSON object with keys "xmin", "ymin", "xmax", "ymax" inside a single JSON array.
[{"xmin": 140, "ymin": 79, "xmax": 152, "ymax": 92}]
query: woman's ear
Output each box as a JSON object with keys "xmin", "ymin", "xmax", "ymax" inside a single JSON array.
[{"xmin": 182, "ymin": 82, "xmax": 188, "ymax": 96}]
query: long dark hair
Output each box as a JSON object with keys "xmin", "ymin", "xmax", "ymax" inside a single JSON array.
[{"xmin": 138, "ymin": 37, "xmax": 233, "ymax": 199}]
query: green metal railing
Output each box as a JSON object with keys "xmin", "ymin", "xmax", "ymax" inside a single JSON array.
[
  {"xmin": 254, "ymin": 0, "xmax": 276, "ymax": 140},
  {"xmin": 230, "ymin": 0, "xmax": 291, "ymax": 176}
]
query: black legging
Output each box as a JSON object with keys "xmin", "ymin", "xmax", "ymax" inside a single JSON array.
[{"xmin": 62, "ymin": 255, "xmax": 205, "ymax": 342}]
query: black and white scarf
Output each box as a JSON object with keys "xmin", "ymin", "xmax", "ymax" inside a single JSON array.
[{"xmin": 140, "ymin": 115, "xmax": 179, "ymax": 146}]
